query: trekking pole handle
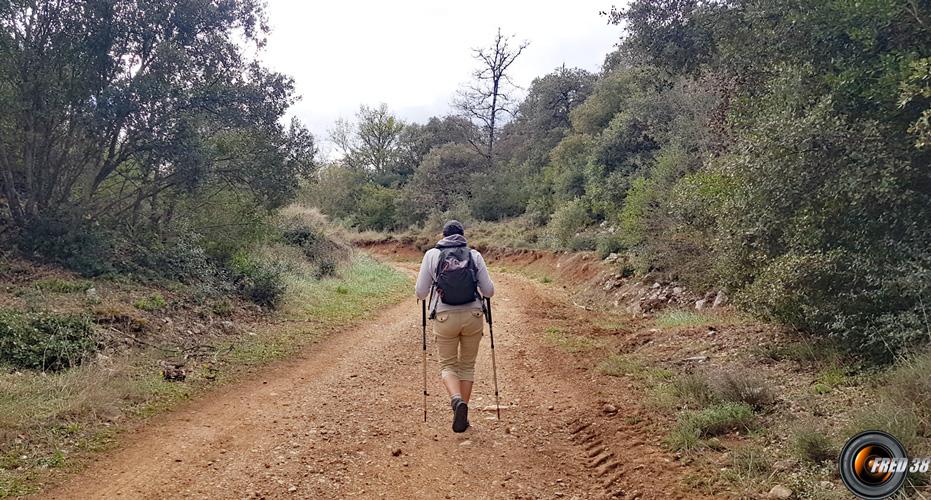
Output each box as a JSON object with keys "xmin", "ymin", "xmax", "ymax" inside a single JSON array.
[
  {"xmin": 421, "ymin": 300, "xmax": 427, "ymax": 347},
  {"xmin": 484, "ymin": 297, "xmax": 492, "ymax": 324}
]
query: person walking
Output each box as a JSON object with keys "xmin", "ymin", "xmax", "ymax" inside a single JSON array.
[{"xmin": 415, "ymin": 220, "xmax": 495, "ymax": 432}]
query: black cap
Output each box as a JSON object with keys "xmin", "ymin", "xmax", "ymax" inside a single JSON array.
[{"xmin": 442, "ymin": 220, "xmax": 464, "ymax": 237}]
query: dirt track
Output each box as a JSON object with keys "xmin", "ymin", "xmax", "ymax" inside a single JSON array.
[{"xmin": 45, "ymin": 262, "xmax": 700, "ymax": 499}]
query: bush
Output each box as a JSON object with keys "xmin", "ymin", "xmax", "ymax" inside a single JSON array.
[
  {"xmin": 545, "ymin": 198, "xmax": 592, "ymax": 248},
  {"xmin": 18, "ymin": 215, "xmax": 115, "ymax": 277},
  {"xmin": 228, "ymin": 252, "xmax": 287, "ymax": 308},
  {"xmin": 595, "ymin": 232, "xmax": 625, "ymax": 259},
  {"xmin": 352, "ymin": 184, "xmax": 400, "ymax": 230},
  {"xmin": 315, "ymin": 259, "xmax": 337, "ymax": 279},
  {"xmin": 279, "ymin": 209, "xmax": 349, "ymax": 267},
  {"xmin": 0, "ymin": 310, "xmax": 97, "ymax": 371},
  {"xmin": 118, "ymin": 230, "xmax": 225, "ymax": 289},
  {"xmin": 469, "ymin": 169, "xmax": 528, "ymax": 221},
  {"xmin": 714, "ymin": 90, "xmax": 931, "ymax": 359}
]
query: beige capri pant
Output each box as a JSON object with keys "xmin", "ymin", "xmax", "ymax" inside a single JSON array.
[{"xmin": 434, "ymin": 309, "xmax": 485, "ymax": 381}]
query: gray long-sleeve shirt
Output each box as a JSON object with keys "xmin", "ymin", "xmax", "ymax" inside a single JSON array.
[{"xmin": 415, "ymin": 243, "xmax": 494, "ymax": 314}]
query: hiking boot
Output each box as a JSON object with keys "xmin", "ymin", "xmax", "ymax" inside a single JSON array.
[{"xmin": 452, "ymin": 398, "xmax": 469, "ymax": 433}]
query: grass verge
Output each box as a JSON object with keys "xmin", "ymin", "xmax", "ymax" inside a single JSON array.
[{"xmin": 0, "ymin": 253, "xmax": 408, "ymax": 497}]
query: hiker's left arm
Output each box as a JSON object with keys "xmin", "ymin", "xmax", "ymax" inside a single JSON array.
[
  {"xmin": 475, "ymin": 252, "xmax": 495, "ymax": 298},
  {"xmin": 415, "ymin": 252, "xmax": 433, "ymax": 300}
]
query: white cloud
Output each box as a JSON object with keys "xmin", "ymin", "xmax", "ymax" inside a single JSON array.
[{"xmin": 260, "ymin": 0, "xmax": 622, "ymax": 147}]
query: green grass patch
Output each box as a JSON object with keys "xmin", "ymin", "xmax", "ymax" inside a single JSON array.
[
  {"xmin": 132, "ymin": 293, "xmax": 167, "ymax": 312},
  {"xmin": 33, "ymin": 278, "xmax": 93, "ymax": 294},
  {"xmin": 281, "ymin": 254, "xmax": 408, "ymax": 323},
  {"xmin": 543, "ymin": 327, "xmax": 599, "ymax": 353},
  {"xmin": 654, "ymin": 308, "xmax": 750, "ymax": 329},
  {"xmin": 755, "ymin": 339, "xmax": 842, "ymax": 365},
  {"xmin": 665, "ymin": 402, "xmax": 756, "ymax": 451}
]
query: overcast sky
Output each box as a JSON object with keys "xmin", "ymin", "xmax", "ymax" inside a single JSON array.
[{"xmin": 259, "ymin": 1, "xmax": 622, "ymax": 156}]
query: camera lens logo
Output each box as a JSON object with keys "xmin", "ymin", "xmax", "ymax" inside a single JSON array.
[{"xmin": 839, "ymin": 431, "xmax": 908, "ymax": 499}]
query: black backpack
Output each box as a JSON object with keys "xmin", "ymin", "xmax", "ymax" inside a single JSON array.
[{"xmin": 434, "ymin": 244, "xmax": 479, "ymax": 306}]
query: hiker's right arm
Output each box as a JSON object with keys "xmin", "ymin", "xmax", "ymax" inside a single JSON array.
[
  {"xmin": 415, "ymin": 251, "xmax": 434, "ymax": 300},
  {"xmin": 474, "ymin": 252, "xmax": 495, "ymax": 298}
]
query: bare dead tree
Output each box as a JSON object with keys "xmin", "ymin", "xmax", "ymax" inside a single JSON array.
[{"xmin": 455, "ymin": 28, "xmax": 529, "ymax": 169}]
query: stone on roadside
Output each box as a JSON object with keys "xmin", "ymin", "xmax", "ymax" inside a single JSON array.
[
  {"xmin": 768, "ymin": 485, "xmax": 793, "ymax": 499},
  {"xmin": 712, "ymin": 290, "xmax": 729, "ymax": 308}
]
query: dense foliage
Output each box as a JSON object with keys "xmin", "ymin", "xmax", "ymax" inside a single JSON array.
[
  {"xmin": 311, "ymin": 2, "xmax": 931, "ymax": 359},
  {"xmin": 0, "ymin": 1, "xmax": 317, "ymax": 302}
]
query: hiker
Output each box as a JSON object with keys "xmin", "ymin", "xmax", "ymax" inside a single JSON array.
[{"xmin": 415, "ymin": 220, "xmax": 495, "ymax": 432}]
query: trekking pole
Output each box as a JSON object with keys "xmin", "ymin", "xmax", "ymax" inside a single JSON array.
[
  {"xmin": 421, "ymin": 299, "xmax": 428, "ymax": 423},
  {"xmin": 485, "ymin": 297, "xmax": 501, "ymax": 420}
]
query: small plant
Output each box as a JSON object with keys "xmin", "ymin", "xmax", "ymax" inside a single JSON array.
[
  {"xmin": 315, "ymin": 259, "xmax": 337, "ymax": 279},
  {"xmin": 211, "ymin": 299, "xmax": 234, "ymax": 317},
  {"xmin": 671, "ymin": 372, "xmax": 718, "ymax": 408},
  {"xmin": 228, "ymin": 252, "xmax": 287, "ymax": 308},
  {"xmin": 791, "ymin": 425, "xmax": 835, "ymax": 463},
  {"xmin": 133, "ymin": 293, "xmax": 167, "ymax": 312},
  {"xmin": 816, "ymin": 365, "xmax": 846, "ymax": 387},
  {"xmin": 664, "ymin": 422, "xmax": 703, "ymax": 452},
  {"xmin": 721, "ymin": 444, "xmax": 772, "ymax": 484},
  {"xmin": 335, "ymin": 285, "xmax": 349, "ymax": 295},
  {"xmin": 540, "ymin": 276, "xmax": 552, "ymax": 284}
]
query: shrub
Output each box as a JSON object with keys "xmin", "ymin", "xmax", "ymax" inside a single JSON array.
[
  {"xmin": 211, "ymin": 299, "xmax": 234, "ymax": 317},
  {"xmin": 18, "ymin": 215, "xmax": 115, "ymax": 277},
  {"xmin": 278, "ymin": 210, "xmax": 348, "ymax": 268},
  {"xmin": 0, "ymin": 310, "xmax": 97, "ymax": 371},
  {"xmin": 595, "ymin": 232, "xmax": 625, "ymax": 259},
  {"xmin": 352, "ymin": 184, "xmax": 400, "ymax": 231},
  {"xmin": 545, "ymin": 199, "xmax": 592, "ymax": 248},
  {"xmin": 315, "ymin": 259, "xmax": 337, "ymax": 279},
  {"xmin": 118, "ymin": 230, "xmax": 225, "ymax": 289},
  {"xmin": 228, "ymin": 252, "xmax": 287, "ymax": 308}
]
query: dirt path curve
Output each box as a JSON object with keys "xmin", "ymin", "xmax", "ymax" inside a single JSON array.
[{"xmin": 46, "ymin": 262, "xmax": 700, "ymax": 499}]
